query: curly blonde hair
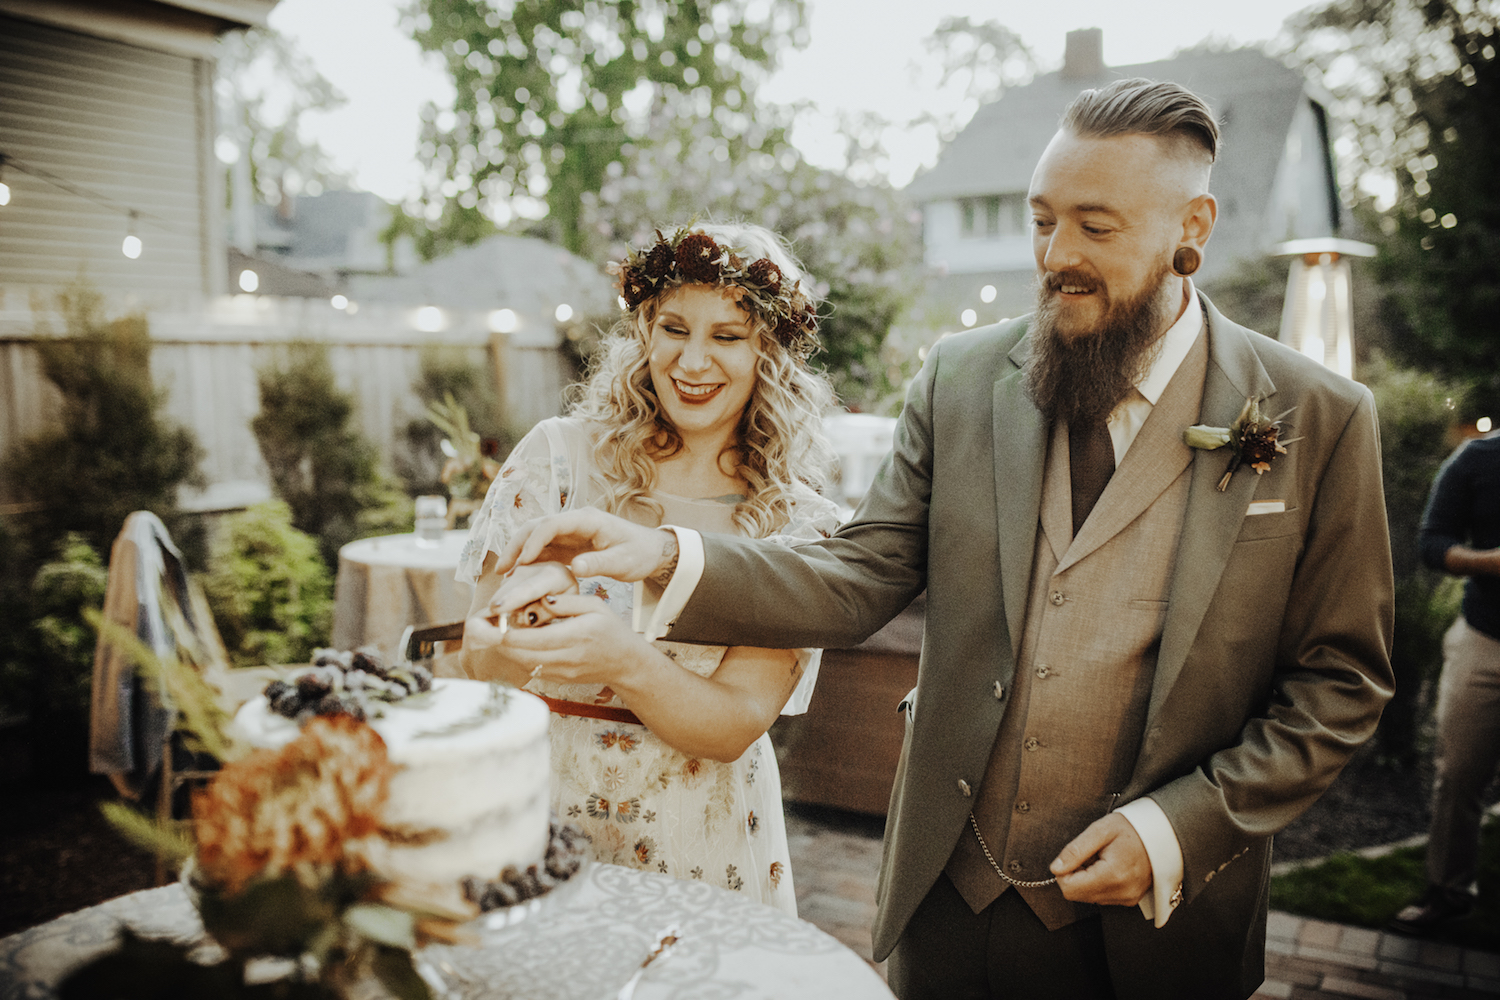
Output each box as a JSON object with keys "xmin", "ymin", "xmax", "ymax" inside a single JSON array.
[{"xmin": 569, "ymin": 221, "xmax": 836, "ymax": 538}]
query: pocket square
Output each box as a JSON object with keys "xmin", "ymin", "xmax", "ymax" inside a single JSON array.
[{"xmin": 1246, "ymin": 500, "xmax": 1286, "ymax": 515}]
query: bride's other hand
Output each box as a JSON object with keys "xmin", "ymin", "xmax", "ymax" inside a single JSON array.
[
  {"xmin": 490, "ymin": 561, "xmax": 577, "ymax": 628},
  {"xmin": 496, "ymin": 593, "xmax": 647, "ymax": 688},
  {"xmin": 461, "ymin": 559, "xmax": 577, "ymax": 683}
]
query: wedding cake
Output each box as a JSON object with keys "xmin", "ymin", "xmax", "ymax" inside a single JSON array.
[{"xmin": 231, "ymin": 652, "xmax": 552, "ymax": 888}]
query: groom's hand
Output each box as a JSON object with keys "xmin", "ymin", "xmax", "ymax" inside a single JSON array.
[{"xmin": 1050, "ymin": 813, "xmax": 1153, "ymax": 907}]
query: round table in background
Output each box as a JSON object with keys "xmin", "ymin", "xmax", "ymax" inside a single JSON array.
[
  {"xmin": 0, "ymin": 863, "xmax": 894, "ymax": 1000},
  {"xmin": 331, "ymin": 530, "xmax": 474, "ymax": 662}
]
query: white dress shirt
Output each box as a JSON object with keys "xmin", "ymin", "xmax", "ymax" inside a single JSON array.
[{"xmin": 638, "ymin": 283, "xmax": 1205, "ymax": 928}]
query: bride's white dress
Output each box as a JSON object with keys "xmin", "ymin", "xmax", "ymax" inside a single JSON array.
[{"xmin": 458, "ymin": 417, "xmax": 840, "ymax": 913}]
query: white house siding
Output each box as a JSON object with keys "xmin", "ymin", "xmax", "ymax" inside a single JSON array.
[
  {"xmin": 921, "ymin": 198, "xmax": 1036, "ymax": 276},
  {"xmin": 0, "ymin": 13, "xmax": 217, "ymax": 307}
]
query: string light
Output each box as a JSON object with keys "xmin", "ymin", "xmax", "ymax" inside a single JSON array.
[{"xmin": 122, "ymin": 212, "xmax": 142, "ymax": 259}]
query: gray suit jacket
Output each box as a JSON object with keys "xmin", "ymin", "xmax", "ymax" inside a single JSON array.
[{"xmin": 670, "ymin": 294, "xmax": 1394, "ymax": 999}]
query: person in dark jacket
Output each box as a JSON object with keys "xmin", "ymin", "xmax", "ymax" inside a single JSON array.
[{"xmin": 1390, "ymin": 429, "xmax": 1500, "ymax": 933}]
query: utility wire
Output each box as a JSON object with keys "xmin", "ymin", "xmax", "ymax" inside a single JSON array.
[{"xmin": 0, "ymin": 151, "xmax": 192, "ymax": 236}]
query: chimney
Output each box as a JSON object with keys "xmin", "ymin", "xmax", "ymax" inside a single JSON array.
[{"xmin": 1062, "ymin": 28, "xmax": 1104, "ymax": 80}]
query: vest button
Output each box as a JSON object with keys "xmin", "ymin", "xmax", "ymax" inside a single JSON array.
[
  {"xmin": 1036, "ymin": 664, "xmax": 1049, "ymax": 678},
  {"xmin": 957, "ymin": 779, "xmax": 972, "ymax": 797},
  {"xmin": 993, "ymin": 681, "xmax": 1005, "ymax": 700},
  {"xmin": 1024, "ymin": 736, "xmax": 1040, "ymax": 751},
  {"xmin": 1049, "ymin": 591, "xmax": 1065, "ymax": 606},
  {"xmin": 1015, "ymin": 800, "xmax": 1030, "ymax": 813},
  {"xmin": 1007, "ymin": 860, "xmax": 1023, "ymax": 874}
]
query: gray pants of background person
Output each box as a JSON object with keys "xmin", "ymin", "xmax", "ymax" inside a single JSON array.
[
  {"xmin": 887, "ymin": 873, "xmax": 1116, "ymax": 1000},
  {"xmin": 1428, "ymin": 617, "xmax": 1500, "ymax": 892}
]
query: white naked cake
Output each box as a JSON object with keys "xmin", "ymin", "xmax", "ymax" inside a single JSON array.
[{"xmin": 233, "ymin": 669, "xmax": 551, "ymax": 887}]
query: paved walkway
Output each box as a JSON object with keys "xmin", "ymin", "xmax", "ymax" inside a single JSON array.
[{"xmin": 785, "ymin": 809, "xmax": 1500, "ymax": 998}]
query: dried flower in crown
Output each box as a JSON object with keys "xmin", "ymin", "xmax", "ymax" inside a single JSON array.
[
  {"xmin": 611, "ymin": 226, "xmax": 820, "ymax": 361},
  {"xmin": 192, "ymin": 713, "xmax": 394, "ymax": 895}
]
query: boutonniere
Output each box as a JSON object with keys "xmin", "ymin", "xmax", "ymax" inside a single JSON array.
[{"xmin": 1184, "ymin": 398, "xmax": 1302, "ymax": 492}]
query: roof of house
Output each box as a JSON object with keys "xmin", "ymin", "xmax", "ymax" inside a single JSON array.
[
  {"xmin": 347, "ymin": 233, "xmax": 617, "ymax": 318},
  {"xmin": 905, "ymin": 46, "xmax": 1313, "ymax": 221}
]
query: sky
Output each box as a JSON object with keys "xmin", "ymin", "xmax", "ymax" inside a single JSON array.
[{"xmin": 267, "ymin": 0, "xmax": 1327, "ymax": 204}]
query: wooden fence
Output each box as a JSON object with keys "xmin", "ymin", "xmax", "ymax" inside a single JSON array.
[{"xmin": 0, "ymin": 295, "xmax": 574, "ymax": 508}]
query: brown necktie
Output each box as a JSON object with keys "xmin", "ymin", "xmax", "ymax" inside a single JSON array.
[{"xmin": 1069, "ymin": 417, "xmax": 1115, "ymax": 535}]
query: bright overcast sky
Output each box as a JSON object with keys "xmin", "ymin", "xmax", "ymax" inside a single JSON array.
[{"xmin": 268, "ymin": 0, "xmax": 1326, "ymax": 203}]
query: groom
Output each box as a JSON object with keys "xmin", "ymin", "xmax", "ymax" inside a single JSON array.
[{"xmin": 493, "ymin": 79, "xmax": 1394, "ymax": 999}]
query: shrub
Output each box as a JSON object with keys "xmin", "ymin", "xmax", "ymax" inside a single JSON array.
[
  {"xmin": 199, "ymin": 501, "xmax": 333, "ymax": 669},
  {"xmin": 400, "ymin": 345, "xmax": 513, "ymax": 498},
  {"xmin": 1, "ymin": 285, "xmax": 203, "ymax": 568},
  {"xmin": 251, "ymin": 342, "xmax": 408, "ymax": 566}
]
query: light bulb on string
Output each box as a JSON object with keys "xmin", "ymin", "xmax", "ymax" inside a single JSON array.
[{"xmin": 122, "ymin": 211, "xmax": 142, "ymax": 259}]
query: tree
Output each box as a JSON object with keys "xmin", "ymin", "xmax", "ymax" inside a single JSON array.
[
  {"xmin": 1283, "ymin": 0, "xmax": 1500, "ymax": 412},
  {"xmin": 402, "ymin": 0, "xmax": 808, "ymax": 255},
  {"xmin": 215, "ymin": 27, "xmax": 349, "ymax": 207}
]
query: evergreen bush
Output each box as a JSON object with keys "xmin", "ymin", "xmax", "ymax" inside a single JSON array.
[
  {"xmin": 199, "ymin": 501, "xmax": 332, "ymax": 669},
  {"xmin": 400, "ymin": 345, "xmax": 512, "ymax": 498},
  {"xmin": 251, "ymin": 341, "xmax": 410, "ymax": 566}
]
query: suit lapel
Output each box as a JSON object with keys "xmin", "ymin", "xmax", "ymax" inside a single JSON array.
[
  {"xmin": 994, "ymin": 333, "xmax": 1047, "ymax": 662},
  {"xmin": 1145, "ymin": 297, "xmax": 1277, "ymax": 729}
]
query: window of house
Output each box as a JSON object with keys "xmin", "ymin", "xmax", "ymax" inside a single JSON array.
[{"xmin": 960, "ymin": 194, "xmax": 1026, "ymax": 238}]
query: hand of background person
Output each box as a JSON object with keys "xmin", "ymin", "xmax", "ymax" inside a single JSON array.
[
  {"xmin": 1050, "ymin": 812, "xmax": 1153, "ymax": 907},
  {"xmin": 492, "ymin": 508, "xmax": 678, "ymax": 605}
]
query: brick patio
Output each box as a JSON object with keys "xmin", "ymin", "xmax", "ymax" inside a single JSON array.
[{"xmin": 785, "ymin": 808, "xmax": 1500, "ymax": 998}]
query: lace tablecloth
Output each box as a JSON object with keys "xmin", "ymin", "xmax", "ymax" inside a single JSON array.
[{"xmin": 0, "ymin": 863, "xmax": 893, "ymax": 1000}]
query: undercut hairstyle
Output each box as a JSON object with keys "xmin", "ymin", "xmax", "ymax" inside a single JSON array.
[{"xmin": 1061, "ymin": 78, "xmax": 1220, "ymax": 163}]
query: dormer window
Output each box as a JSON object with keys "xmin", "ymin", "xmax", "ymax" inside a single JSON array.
[{"xmin": 960, "ymin": 194, "xmax": 1026, "ymax": 238}]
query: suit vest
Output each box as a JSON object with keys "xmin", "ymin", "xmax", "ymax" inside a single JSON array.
[{"xmin": 946, "ymin": 329, "xmax": 1208, "ymax": 930}]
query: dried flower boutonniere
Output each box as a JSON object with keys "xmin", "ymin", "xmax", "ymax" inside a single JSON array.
[{"xmin": 1184, "ymin": 398, "xmax": 1301, "ymax": 492}]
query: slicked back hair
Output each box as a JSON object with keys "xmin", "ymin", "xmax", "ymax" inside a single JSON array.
[{"xmin": 1061, "ymin": 78, "xmax": 1220, "ymax": 163}]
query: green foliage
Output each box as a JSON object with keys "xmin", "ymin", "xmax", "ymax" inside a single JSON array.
[
  {"xmin": 1198, "ymin": 256, "xmax": 1292, "ymax": 341},
  {"xmin": 251, "ymin": 342, "xmax": 410, "ymax": 566},
  {"xmin": 400, "ymin": 346, "xmax": 512, "ymax": 496},
  {"xmin": 403, "ymin": 0, "xmax": 808, "ymax": 256},
  {"xmin": 1270, "ymin": 817, "xmax": 1500, "ymax": 951},
  {"xmin": 1284, "ymin": 0, "xmax": 1500, "ymax": 413},
  {"xmin": 199, "ymin": 501, "xmax": 333, "ymax": 669},
  {"xmin": 1360, "ymin": 354, "xmax": 1468, "ymax": 764},
  {"xmin": 1, "ymin": 286, "xmax": 204, "ymax": 564},
  {"xmin": 28, "ymin": 534, "xmax": 109, "ymax": 715},
  {"xmin": 216, "ymin": 26, "xmax": 348, "ymax": 205}
]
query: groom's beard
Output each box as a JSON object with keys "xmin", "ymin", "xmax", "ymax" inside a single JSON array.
[{"xmin": 1023, "ymin": 263, "xmax": 1176, "ymax": 426}]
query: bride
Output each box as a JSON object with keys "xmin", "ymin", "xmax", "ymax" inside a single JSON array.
[{"xmin": 456, "ymin": 222, "xmax": 840, "ymax": 913}]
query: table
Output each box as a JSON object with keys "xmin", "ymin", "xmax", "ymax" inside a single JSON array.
[
  {"xmin": 0, "ymin": 864, "xmax": 893, "ymax": 1000},
  {"xmin": 332, "ymin": 531, "xmax": 474, "ymax": 662}
]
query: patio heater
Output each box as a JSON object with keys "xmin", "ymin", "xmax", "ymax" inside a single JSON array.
[{"xmin": 1271, "ymin": 237, "xmax": 1376, "ymax": 379}]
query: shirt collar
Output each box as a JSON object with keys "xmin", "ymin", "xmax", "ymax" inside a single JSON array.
[{"xmin": 1134, "ymin": 280, "xmax": 1203, "ymax": 406}]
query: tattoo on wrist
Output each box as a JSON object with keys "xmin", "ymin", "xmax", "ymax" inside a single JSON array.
[{"xmin": 649, "ymin": 530, "xmax": 679, "ymax": 588}]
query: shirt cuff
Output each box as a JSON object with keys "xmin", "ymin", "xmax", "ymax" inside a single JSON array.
[
  {"xmin": 632, "ymin": 526, "xmax": 704, "ymax": 640},
  {"xmin": 1115, "ymin": 797, "xmax": 1184, "ymax": 928}
]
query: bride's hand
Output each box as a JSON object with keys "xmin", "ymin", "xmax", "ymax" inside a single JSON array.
[
  {"xmin": 461, "ymin": 562, "xmax": 577, "ymax": 684},
  {"xmin": 491, "ymin": 561, "xmax": 577, "ymax": 628},
  {"xmin": 497, "ymin": 593, "xmax": 650, "ymax": 688}
]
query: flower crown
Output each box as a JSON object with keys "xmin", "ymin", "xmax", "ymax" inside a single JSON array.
[{"xmin": 609, "ymin": 227, "xmax": 820, "ymax": 362}]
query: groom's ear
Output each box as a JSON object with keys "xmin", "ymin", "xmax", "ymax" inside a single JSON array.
[{"xmin": 1180, "ymin": 193, "xmax": 1218, "ymax": 251}]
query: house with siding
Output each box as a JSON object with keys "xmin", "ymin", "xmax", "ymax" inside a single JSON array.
[
  {"xmin": 906, "ymin": 29, "xmax": 1343, "ymax": 326},
  {"xmin": 0, "ymin": 3, "xmax": 592, "ymax": 508}
]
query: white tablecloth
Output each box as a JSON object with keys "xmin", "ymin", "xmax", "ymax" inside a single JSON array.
[
  {"xmin": 331, "ymin": 531, "xmax": 474, "ymax": 662},
  {"xmin": 0, "ymin": 864, "xmax": 893, "ymax": 1000}
]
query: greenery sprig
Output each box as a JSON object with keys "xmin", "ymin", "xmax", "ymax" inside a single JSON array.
[{"xmin": 1184, "ymin": 398, "xmax": 1302, "ymax": 492}]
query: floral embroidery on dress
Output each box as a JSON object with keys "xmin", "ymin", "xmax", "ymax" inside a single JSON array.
[
  {"xmin": 566, "ymin": 804, "xmax": 581, "ymax": 818},
  {"xmin": 769, "ymin": 861, "xmax": 784, "ymax": 889},
  {"xmin": 747, "ymin": 811, "xmax": 759, "ymax": 835},
  {"xmin": 598, "ymin": 730, "xmax": 640, "ymax": 753},
  {"xmin": 586, "ymin": 794, "xmax": 611, "ymax": 820},
  {"xmin": 634, "ymin": 836, "xmax": 656, "ymax": 865},
  {"xmin": 614, "ymin": 798, "xmax": 642, "ymax": 823},
  {"xmin": 690, "ymin": 867, "xmax": 703, "ymax": 880},
  {"xmin": 658, "ymin": 860, "xmax": 669, "ymax": 874},
  {"xmin": 644, "ymin": 810, "xmax": 656, "ymax": 823},
  {"xmin": 603, "ymin": 766, "xmax": 625, "ymax": 792},
  {"xmin": 726, "ymin": 864, "xmax": 743, "ymax": 891}
]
